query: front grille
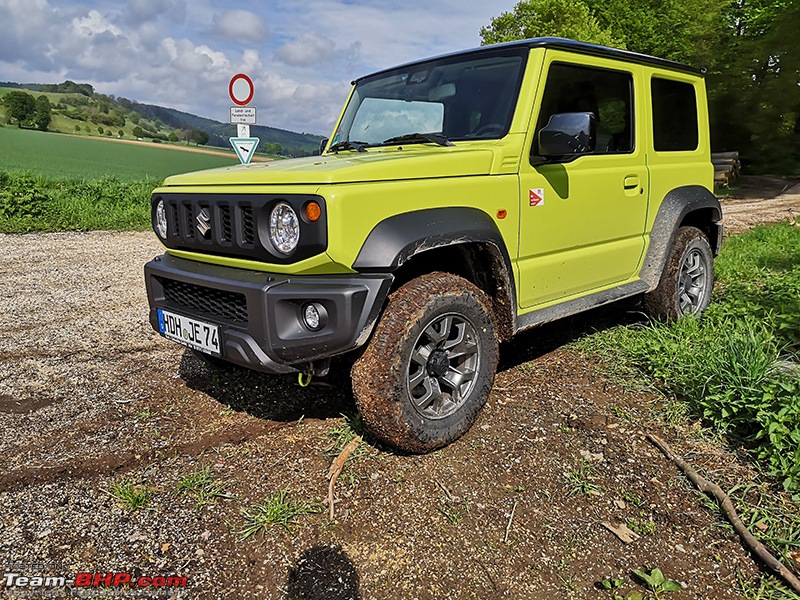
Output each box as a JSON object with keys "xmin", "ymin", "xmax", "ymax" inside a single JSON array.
[
  {"xmin": 241, "ymin": 205, "xmax": 255, "ymax": 245},
  {"xmin": 185, "ymin": 204, "xmax": 195, "ymax": 240},
  {"xmin": 160, "ymin": 278, "xmax": 248, "ymax": 324},
  {"xmin": 220, "ymin": 205, "xmax": 232, "ymax": 242},
  {"xmin": 154, "ymin": 193, "xmax": 327, "ymax": 264}
]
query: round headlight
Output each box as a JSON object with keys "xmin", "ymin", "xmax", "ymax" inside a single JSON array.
[
  {"xmin": 155, "ymin": 199, "xmax": 167, "ymax": 239},
  {"xmin": 269, "ymin": 202, "xmax": 299, "ymax": 254}
]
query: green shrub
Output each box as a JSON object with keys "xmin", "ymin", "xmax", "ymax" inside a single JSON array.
[
  {"xmin": 0, "ymin": 171, "xmax": 158, "ymax": 233},
  {"xmin": 0, "ymin": 172, "xmax": 52, "ymax": 219},
  {"xmin": 578, "ymin": 222, "xmax": 800, "ymax": 490}
]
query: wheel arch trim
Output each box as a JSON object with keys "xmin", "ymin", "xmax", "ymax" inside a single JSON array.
[
  {"xmin": 640, "ymin": 185, "xmax": 722, "ymax": 290},
  {"xmin": 351, "ymin": 207, "xmax": 512, "ymax": 273}
]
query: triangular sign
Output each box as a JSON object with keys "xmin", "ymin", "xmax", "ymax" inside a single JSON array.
[{"xmin": 230, "ymin": 137, "xmax": 260, "ymax": 165}]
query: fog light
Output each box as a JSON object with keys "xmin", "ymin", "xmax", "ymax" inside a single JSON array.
[{"xmin": 302, "ymin": 303, "xmax": 327, "ymax": 331}]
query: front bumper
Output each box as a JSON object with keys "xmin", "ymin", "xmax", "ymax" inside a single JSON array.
[{"xmin": 144, "ymin": 253, "xmax": 392, "ymax": 373}]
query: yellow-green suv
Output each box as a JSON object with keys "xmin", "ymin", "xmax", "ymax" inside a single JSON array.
[{"xmin": 145, "ymin": 37, "xmax": 721, "ymax": 453}]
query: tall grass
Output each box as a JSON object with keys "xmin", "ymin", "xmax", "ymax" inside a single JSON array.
[
  {"xmin": 578, "ymin": 222, "xmax": 800, "ymax": 491},
  {"xmin": 0, "ymin": 171, "xmax": 157, "ymax": 233}
]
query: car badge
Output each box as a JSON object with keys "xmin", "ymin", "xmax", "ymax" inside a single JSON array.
[{"xmin": 196, "ymin": 208, "xmax": 212, "ymax": 237}]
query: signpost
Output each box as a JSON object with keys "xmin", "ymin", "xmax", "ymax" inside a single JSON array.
[{"xmin": 228, "ymin": 73, "xmax": 259, "ymax": 165}]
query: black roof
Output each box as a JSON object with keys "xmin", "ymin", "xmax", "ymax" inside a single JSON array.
[{"xmin": 355, "ymin": 37, "xmax": 704, "ymax": 83}]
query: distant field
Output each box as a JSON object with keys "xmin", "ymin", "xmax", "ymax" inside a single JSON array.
[{"xmin": 0, "ymin": 126, "xmax": 237, "ymax": 181}]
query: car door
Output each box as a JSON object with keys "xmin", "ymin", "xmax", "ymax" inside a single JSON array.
[{"xmin": 516, "ymin": 53, "xmax": 649, "ymax": 309}]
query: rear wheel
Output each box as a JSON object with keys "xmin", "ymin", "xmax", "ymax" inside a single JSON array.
[
  {"xmin": 644, "ymin": 226, "xmax": 714, "ymax": 320},
  {"xmin": 351, "ymin": 272, "xmax": 498, "ymax": 453}
]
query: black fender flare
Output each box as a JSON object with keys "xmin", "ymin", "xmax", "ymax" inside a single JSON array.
[
  {"xmin": 352, "ymin": 207, "xmax": 512, "ymax": 273},
  {"xmin": 639, "ymin": 185, "xmax": 723, "ymax": 290}
]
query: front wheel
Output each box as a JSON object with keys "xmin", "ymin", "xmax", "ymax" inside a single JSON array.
[
  {"xmin": 351, "ymin": 273, "xmax": 498, "ymax": 453},
  {"xmin": 644, "ymin": 226, "xmax": 714, "ymax": 320}
]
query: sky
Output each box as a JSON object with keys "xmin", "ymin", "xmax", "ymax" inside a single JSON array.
[{"xmin": 0, "ymin": 0, "xmax": 519, "ymax": 136}]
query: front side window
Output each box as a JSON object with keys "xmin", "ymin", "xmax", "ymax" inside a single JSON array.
[
  {"xmin": 533, "ymin": 62, "xmax": 634, "ymax": 158},
  {"xmin": 333, "ymin": 48, "xmax": 528, "ymax": 147},
  {"xmin": 651, "ymin": 77, "xmax": 698, "ymax": 151}
]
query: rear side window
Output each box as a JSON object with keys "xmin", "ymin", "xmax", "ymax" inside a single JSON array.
[
  {"xmin": 651, "ymin": 78, "xmax": 698, "ymax": 151},
  {"xmin": 534, "ymin": 62, "xmax": 634, "ymax": 157}
]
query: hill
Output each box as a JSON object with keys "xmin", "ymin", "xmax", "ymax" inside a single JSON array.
[{"xmin": 0, "ymin": 80, "xmax": 323, "ymax": 157}]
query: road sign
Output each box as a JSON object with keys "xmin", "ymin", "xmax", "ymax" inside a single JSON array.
[
  {"xmin": 229, "ymin": 73, "xmax": 254, "ymax": 106},
  {"xmin": 230, "ymin": 137, "xmax": 259, "ymax": 165},
  {"xmin": 230, "ymin": 106, "xmax": 256, "ymax": 124}
]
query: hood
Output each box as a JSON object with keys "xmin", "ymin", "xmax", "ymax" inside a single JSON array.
[{"xmin": 162, "ymin": 145, "xmax": 496, "ymax": 187}]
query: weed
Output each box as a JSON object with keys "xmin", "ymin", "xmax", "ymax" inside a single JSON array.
[
  {"xmin": 135, "ymin": 408, "xmax": 153, "ymax": 421},
  {"xmin": 176, "ymin": 467, "xmax": 231, "ymax": 509},
  {"xmin": 736, "ymin": 570, "xmax": 800, "ymax": 599},
  {"xmin": 109, "ymin": 480, "xmax": 150, "ymax": 511},
  {"xmin": 566, "ymin": 461, "xmax": 602, "ymax": 497},
  {"xmin": 631, "ymin": 568, "xmax": 682, "ymax": 598},
  {"xmin": 597, "ymin": 577, "xmax": 644, "ymax": 600},
  {"xmin": 558, "ymin": 572, "xmax": 577, "ymax": 595},
  {"xmin": 239, "ymin": 490, "xmax": 321, "ymax": 538},
  {"xmin": 324, "ymin": 413, "xmax": 369, "ymax": 461},
  {"xmin": 616, "ymin": 488, "xmax": 644, "ymax": 508},
  {"xmin": 436, "ymin": 502, "xmax": 465, "ymax": 525},
  {"xmin": 626, "ymin": 516, "xmax": 656, "ymax": 536}
]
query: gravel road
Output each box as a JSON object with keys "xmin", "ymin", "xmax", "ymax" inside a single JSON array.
[{"xmin": 0, "ymin": 191, "xmax": 795, "ymax": 599}]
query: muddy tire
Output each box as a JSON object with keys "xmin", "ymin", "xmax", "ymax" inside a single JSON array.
[
  {"xmin": 351, "ymin": 272, "xmax": 498, "ymax": 453},
  {"xmin": 644, "ymin": 226, "xmax": 714, "ymax": 320}
]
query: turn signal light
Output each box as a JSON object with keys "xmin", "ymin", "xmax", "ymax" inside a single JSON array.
[
  {"xmin": 496, "ymin": 209, "xmax": 507, "ymax": 219},
  {"xmin": 305, "ymin": 201, "xmax": 321, "ymax": 222}
]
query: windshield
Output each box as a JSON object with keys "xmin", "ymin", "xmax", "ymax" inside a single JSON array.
[{"xmin": 332, "ymin": 47, "xmax": 528, "ymax": 148}]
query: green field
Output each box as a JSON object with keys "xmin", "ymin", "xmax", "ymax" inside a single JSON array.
[{"xmin": 0, "ymin": 125, "xmax": 237, "ymax": 181}]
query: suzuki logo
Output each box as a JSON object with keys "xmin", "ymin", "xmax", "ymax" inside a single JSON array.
[{"xmin": 196, "ymin": 208, "xmax": 212, "ymax": 237}]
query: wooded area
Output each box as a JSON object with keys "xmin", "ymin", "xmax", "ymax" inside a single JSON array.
[{"xmin": 481, "ymin": 0, "xmax": 800, "ymax": 175}]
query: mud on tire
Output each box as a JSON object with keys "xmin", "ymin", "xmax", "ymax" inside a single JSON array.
[
  {"xmin": 351, "ymin": 272, "xmax": 498, "ymax": 454},
  {"xmin": 644, "ymin": 225, "xmax": 714, "ymax": 320}
]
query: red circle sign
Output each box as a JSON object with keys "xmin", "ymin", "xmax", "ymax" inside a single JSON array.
[{"xmin": 229, "ymin": 73, "xmax": 254, "ymax": 106}]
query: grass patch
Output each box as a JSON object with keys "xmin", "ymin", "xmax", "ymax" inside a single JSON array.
[
  {"xmin": 0, "ymin": 171, "xmax": 157, "ymax": 233},
  {"xmin": 109, "ymin": 480, "xmax": 150, "ymax": 512},
  {"xmin": 175, "ymin": 467, "xmax": 231, "ymax": 509},
  {"xmin": 239, "ymin": 490, "xmax": 321, "ymax": 538},
  {"xmin": 577, "ymin": 222, "xmax": 800, "ymax": 491},
  {"xmin": 323, "ymin": 413, "xmax": 370, "ymax": 461}
]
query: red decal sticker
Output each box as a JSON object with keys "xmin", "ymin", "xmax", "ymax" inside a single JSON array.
[{"xmin": 529, "ymin": 188, "xmax": 544, "ymax": 206}]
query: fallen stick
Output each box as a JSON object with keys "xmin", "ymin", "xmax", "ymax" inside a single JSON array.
[
  {"xmin": 503, "ymin": 500, "xmax": 517, "ymax": 544},
  {"xmin": 327, "ymin": 436, "xmax": 362, "ymax": 520},
  {"xmin": 647, "ymin": 433, "xmax": 800, "ymax": 593}
]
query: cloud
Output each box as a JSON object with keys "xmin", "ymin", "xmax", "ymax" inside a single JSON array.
[
  {"xmin": 124, "ymin": 0, "xmax": 186, "ymax": 26},
  {"xmin": 275, "ymin": 33, "xmax": 335, "ymax": 67},
  {"xmin": 0, "ymin": 0, "xmax": 518, "ymax": 135},
  {"xmin": 211, "ymin": 9, "xmax": 267, "ymax": 43}
]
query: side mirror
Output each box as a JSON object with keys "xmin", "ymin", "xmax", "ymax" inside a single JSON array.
[
  {"xmin": 537, "ymin": 112, "xmax": 597, "ymax": 157},
  {"xmin": 319, "ymin": 138, "xmax": 329, "ymax": 155}
]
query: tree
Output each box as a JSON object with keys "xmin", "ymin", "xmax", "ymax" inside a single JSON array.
[
  {"xmin": 480, "ymin": 0, "xmax": 622, "ymax": 47},
  {"xmin": 118, "ymin": 130, "xmax": 124, "ymax": 138},
  {"xmin": 33, "ymin": 95, "xmax": 51, "ymax": 131},
  {"xmin": 481, "ymin": 0, "xmax": 800, "ymax": 174},
  {"xmin": 188, "ymin": 128, "xmax": 209, "ymax": 146},
  {"xmin": 3, "ymin": 91, "xmax": 36, "ymax": 125},
  {"xmin": 132, "ymin": 126, "xmax": 144, "ymax": 138},
  {"xmin": 582, "ymin": 0, "xmax": 726, "ymax": 67},
  {"xmin": 168, "ymin": 132, "xmax": 179, "ymax": 142}
]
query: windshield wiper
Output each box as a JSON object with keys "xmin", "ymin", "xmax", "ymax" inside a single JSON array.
[
  {"xmin": 328, "ymin": 140, "xmax": 369, "ymax": 153},
  {"xmin": 382, "ymin": 133, "xmax": 454, "ymax": 147}
]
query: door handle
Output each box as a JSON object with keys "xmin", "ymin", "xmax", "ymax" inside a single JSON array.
[{"xmin": 624, "ymin": 176, "xmax": 639, "ymax": 190}]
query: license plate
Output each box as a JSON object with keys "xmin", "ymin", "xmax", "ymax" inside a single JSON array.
[{"xmin": 157, "ymin": 308, "xmax": 221, "ymax": 356}]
